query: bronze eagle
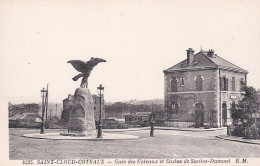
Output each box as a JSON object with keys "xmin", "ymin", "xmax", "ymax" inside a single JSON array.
[{"xmin": 68, "ymin": 57, "xmax": 106, "ymax": 88}]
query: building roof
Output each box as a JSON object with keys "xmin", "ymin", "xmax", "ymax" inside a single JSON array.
[
  {"xmin": 164, "ymin": 50, "xmax": 248, "ymax": 73},
  {"xmin": 9, "ymin": 113, "xmax": 41, "ymax": 121}
]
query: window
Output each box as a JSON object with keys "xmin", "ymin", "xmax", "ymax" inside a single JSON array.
[
  {"xmin": 232, "ymin": 77, "xmax": 235, "ymax": 91},
  {"xmin": 223, "ymin": 77, "xmax": 228, "ymax": 91},
  {"xmin": 171, "ymin": 102, "xmax": 179, "ymax": 115},
  {"xmin": 220, "ymin": 76, "xmax": 228, "ymax": 91},
  {"xmin": 195, "ymin": 103, "xmax": 204, "ymax": 110},
  {"xmin": 240, "ymin": 78, "xmax": 245, "ymax": 91},
  {"xmin": 171, "ymin": 77, "xmax": 177, "ymax": 92},
  {"xmin": 196, "ymin": 75, "xmax": 203, "ymax": 91},
  {"xmin": 181, "ymin": 77, "xmax": 185, "ymax": 86}
]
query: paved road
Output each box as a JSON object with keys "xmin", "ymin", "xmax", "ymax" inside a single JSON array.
[{"xmin": 9, "ymin": 128, "xmax": 260, "ymax": 159}]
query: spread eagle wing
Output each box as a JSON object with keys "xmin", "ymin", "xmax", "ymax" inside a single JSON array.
[
  {"xmin": 85, "ymin": 58, "xmax": 106, "ymax": 71},
  {"xmin": 67, "ymin": 60, "xmax": 87, "ymax": 73}
]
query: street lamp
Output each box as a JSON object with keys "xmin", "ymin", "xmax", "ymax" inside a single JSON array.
[
  {"xmin": 97, "ymin": 84, "xmax": 104, "ymax": 138},
  {"xmin": 150, "ymin": 112, "xmax": 156, "ymax": 137},
  {"xmin": 40, "ymin": 88, "xmax": 47, "ymax": 134}
]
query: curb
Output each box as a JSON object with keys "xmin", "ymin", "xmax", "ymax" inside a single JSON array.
[
  {"xmin": 14, "ymin": 127, "xmax": 226, "ymax": 132},
  {"xmin": 22, "ymin": 133, "xmax": 140, "ymax": 141},
  {"xmin": 155, "ymin": 127, "xmax": 226, "ymax": 132},
  {"xmin": 103, "ymin": 127, "xmax": 150, "ymax": 132},
  {"xmin": 216, "ymin": 135, "xmax": 260, "ymax": 145}
]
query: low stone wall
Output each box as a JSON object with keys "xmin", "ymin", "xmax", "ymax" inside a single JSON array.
[{"xmin": 165, "ymin": 121, "xmax": 195, "ymax": 128}]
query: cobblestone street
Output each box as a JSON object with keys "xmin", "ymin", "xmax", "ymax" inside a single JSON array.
[{"xmin": 9, "ymin": 128, "xmax": 260, "ymax": 159}]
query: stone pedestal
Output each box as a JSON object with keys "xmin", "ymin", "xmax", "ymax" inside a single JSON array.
[{"xmin": 67, "ymin": 88, "xmax": 96, "ymax": 136}]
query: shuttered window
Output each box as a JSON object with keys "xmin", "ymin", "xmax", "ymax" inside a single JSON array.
[
  {"xmin": 220, "ymin": 77, "xmax": 223, "ymax": 90},
  {"xmin": 220, "ymin": 76, "xmax": 228, "ymax": 91},
  {"xmin": 171, "ymin": 77, "xmax": 177, "ymax": 92},
  {"xmin": 240, "ymin": 78, "xmax": 245, "ymax": 91},
  {"xmin": 181, "ymin": 77, "xmax": 185, "ymax": 86},
  {"xmin": 171, "ymin": 102, "xmax": 179, "ymax": 115},
  {"xmin": 222, "ymin": 77, "xmax": 228, "ymax": 91},
  {"xmin": 196, "ymin": 75, "xmax": 203, "ymax": 91},
  {"xmin": 232, "ymin": 77, "xmax": 235, "ymax": 91}
]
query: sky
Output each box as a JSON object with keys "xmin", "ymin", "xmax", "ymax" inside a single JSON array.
[{"xmin": 1, "ymin": 0, "xmax": 260, "ymax": 104}]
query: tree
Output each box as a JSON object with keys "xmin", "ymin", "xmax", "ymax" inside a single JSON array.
[{"xmin": 230, "ymin": 86, "xmax": 260, "ymax": 127}]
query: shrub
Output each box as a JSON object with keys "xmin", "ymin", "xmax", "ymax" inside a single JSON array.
[
  {"xmin": 232, "ymin": 125, "xmax": 246, "ymax": 137},
  {"xmin": 245, "ymin": 124, "xmax": 259, "ymax": 139}
]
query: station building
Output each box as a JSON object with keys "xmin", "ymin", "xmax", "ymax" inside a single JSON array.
[{"xmin": 163, "ymin": 48, "xmax": 248, "ymax": 128}]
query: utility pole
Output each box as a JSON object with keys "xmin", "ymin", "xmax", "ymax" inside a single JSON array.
[
  {"xmin": 56, "ymin": 104, "xmax": 58, "ymax": 117},
  {"xmin": 50, "ymin": 109, "xmax": 52, "ymax": 122}
]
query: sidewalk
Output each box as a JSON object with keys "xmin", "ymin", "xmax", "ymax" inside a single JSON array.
[{"xmin": 216, "ymin": 135, "xmax": 260, "ymax": 145}]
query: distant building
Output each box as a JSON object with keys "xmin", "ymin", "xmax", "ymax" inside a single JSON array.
[
  {"xmin": 61, "ymin": 94, "xmax": 105, "ymax": 126},
  {"xmin": 125, "ymin": 112, "xmax": 151, "ymax": 126},
  {"xmin": 164, "ymin": 48, "xmax": 248, "ymax": 128},
  {"xmin": 8, "ymin": 103, "xmax": 41, "ymax": 128},
  {"xmin": 102, "ymin": 117, "xmax": 121, "ymax": 129},
  {"xmin": 61, "ymin": 94, "xmax": 74, "ymax": 125},
  {"xmin": 92, "ymin": 94, "xmax": 105, "ymax": 122}
]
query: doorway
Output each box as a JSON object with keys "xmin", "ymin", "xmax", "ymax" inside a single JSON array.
[
  {"xmin": 222, "ymin": 103, "xmax": 227, "ymax": 127},
  {"xmin": 195, "ymin": 103, "xmax": 204, "ymax": 128}
]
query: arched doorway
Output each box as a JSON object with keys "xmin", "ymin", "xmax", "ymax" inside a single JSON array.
[
  {"xmin": 195, "ymin": 103, "xmax": 204, "ymax": 128},
  {"xmin": 222, "ymin": 103, "xmax": 227, "ymax": 127}
]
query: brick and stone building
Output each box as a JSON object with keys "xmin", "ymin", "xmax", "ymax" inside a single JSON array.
[
  {"xmin": 61, "ymin": 94, "xmax": 73, "ymax": 125},
  {"xmin": 92, "ymin": 94, "xmax": 105, "ymax": 122},
  {"xmin": 163, "ymin": 48, "xmax": 248, "ymax": 128},
  {"xmin": 61, "ymin": 94, "xmax": 105, "ymax": 126}
]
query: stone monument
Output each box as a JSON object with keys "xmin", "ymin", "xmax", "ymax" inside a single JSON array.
[{"xmin": 62, "ymin": 57, "xmax": 106, "ymax": 136}]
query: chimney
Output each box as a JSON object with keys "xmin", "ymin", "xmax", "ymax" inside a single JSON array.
[
  {"xmin": 208, "ymin": 49, "xmax": 215, "ymax": 57},
  {"xmin": 186, "ymin": 48, "xmax": 194, "ymax": 65}
]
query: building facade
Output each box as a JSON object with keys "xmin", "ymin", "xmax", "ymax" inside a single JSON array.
[
  {"xmin": 92, "ymin": 94, "xmax": 105, "ymax": 122},
  {"xmin": 61, "ymin": 94, "xmax": 74, "ymax": 125},
  {"xmin": 164, "ymin": 48, "xmax": 248, "ymax": 128},
  {"xmin": 61, "ymin": 94, "xmax": 105, "ymax": 126}
]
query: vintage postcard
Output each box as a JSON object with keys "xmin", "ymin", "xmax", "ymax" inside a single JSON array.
[{"xmin": 1, "ymin": 0, "xmax": 260, "ymax": 166}]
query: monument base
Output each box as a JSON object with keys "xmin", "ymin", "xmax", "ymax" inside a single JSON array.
[
  {"xmin": 60, "ymin": 132, "xmax": 96, "ymax": 137},
  {"xmin": 68, "ymin": 88, "xmax": 97, "ymax": 136}
]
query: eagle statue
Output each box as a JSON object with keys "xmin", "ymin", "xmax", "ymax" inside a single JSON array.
[{"xmin": 68, "ymin": 57, "xmax": 106, "ymax": 88}]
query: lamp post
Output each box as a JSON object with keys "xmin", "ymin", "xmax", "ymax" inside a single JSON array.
[
  {"xmin": 150, "ymin": 112, "xmax": 156, "ymax": 137},
  {"xmin": 40, "ymin": 88, "xmax": 47, "ymax": 134},
  {"xmin": 97, "ymin": 84, "xmax": 104, "ymax": 138}
]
